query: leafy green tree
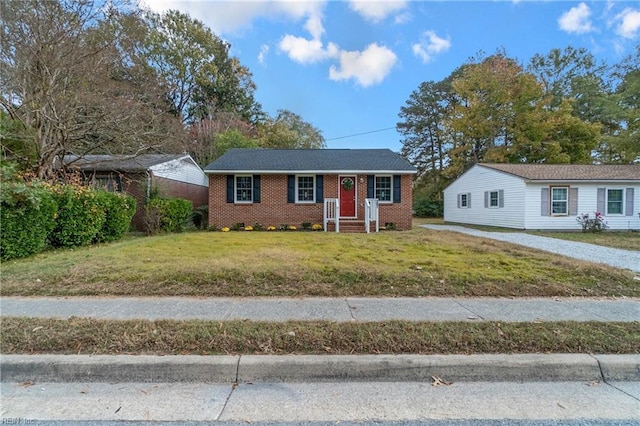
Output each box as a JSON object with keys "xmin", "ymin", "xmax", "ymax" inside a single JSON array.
[
  {"xmin": 257, "ymin": 110, "xmax": 325, "ymax": 149},
  {"xmin": 144, "ymin": 9, "xmax": 262, "ymax": 124},
  {"xmin": 598, "ymin": 68, "xmax": 640, "ymax": 163},
  {"xmin": 527, "ymin": 46, "xmax": 608, "ymax": 111}
]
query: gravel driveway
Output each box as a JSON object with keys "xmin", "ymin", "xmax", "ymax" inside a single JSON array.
[{"xmin": 421, "ymin": 224, "xmax": 640, "ymax": 273}]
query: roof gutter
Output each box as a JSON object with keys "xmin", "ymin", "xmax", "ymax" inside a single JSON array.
[{"xmin": 204, "ymin": 170, "xmax": 418, "ymax": 175}]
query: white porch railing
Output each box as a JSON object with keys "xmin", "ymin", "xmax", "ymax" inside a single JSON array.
[
  {"xmin": 365, "ymin": 198, "xmax": 379, "ymax": 233},
  {"xmin": 323, "ymin": 198, "xmax": 340, "ymax": 232}
]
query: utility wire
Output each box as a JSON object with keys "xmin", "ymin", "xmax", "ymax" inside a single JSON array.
[{"xmin": 326, "ymin": 126, "xmax": 396, "ymax": 141}]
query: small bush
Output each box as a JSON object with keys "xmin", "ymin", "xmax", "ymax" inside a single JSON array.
[
  {"xmin": 413, "ymin": 197, "xmax": 443, "ymax": 217},
  {"xmin": 577, "ymin": 212, "xmax": 608, "ymax": 233},
  {"xmin": 49, "ymin": 184, "xmax": 105, "ymax": 248},
  {"xmin": 94, "ymin": 191, "xmax": 136, "ymax": 243},
  {"xmin": 0, "ymin": 164, "xmax": 58, "ymax": 260},
  {"xmin": 145, "ymin": 197, "xmax": 193, "ymax": 234},
  {"xmin": 191, "ymin": 205, "xmax": 209, "ymax": 230}
]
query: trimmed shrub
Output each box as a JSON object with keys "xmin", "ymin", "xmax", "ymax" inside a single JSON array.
[
  {"xmin": 94, "ymin": 191, "xmax": 137, "ymax": 243},
  {"xmin": 0, "ymin": 164, "xmax": 58, "ymax": 260},
  {"xmin": 191, "ymin": 205, "xmax": 209, "ymax": 230},
  {"xmin": 145, "ymin": 197, "xmax": 193, "ymax": 234},
  {"xmin": 413, "ymin": 196, "xmax": 443, "ymax": 217},
  {"xmin": 49, "ymin": 184, "xmax": 106, "ymax": 247}
]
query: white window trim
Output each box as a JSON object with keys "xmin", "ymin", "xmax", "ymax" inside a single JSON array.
[
  {"xmin": 550, "ymin": 186, "xmax": 569, "ymax": 216},
  {"xmin": 460, "ymin": 193, "xmax": 469, "ymax": 208},
  {"xmin": 295, "ymin": 174, "xmax": 315, "ymax": 204},
  {"xmin": 489, "ymin": 190, "xmax": 499, "ymax": 208},
  {"xmin": 606, "ymin": 188, "xmax": 624, "ymax": 216},
  {"xmin": 375, "ymin": 175, "xmax": 393, "ymax": 204},
  {"xmin": 235, "ymin": 174, "xmax": 253, "ymax": 204}
]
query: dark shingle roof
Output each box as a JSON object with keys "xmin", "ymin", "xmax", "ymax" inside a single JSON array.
[
  {"xmin": 479, "ymin": 163, "xmax": 640, "ymax": 181},
  {"xmin": 204, "ymin": 149, "xmax": 416, "ymax": 173},
  {"xmin": 64, "ymin": 154, "xmax": 186, "ymax": 172}
]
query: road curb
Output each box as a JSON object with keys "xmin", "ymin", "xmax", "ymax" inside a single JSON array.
[{"xmin": 1, "ymin": 354, "xmax": 638, "ymax": 383}]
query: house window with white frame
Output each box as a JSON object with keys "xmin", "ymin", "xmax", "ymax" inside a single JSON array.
[
  {"xmin": 375, "ymin": 176, "xmax": 392, "ymax": 202},
  {"xmin": 489, "ymin": 190, "xmax": 499, "ymax": 208},
  {"xmin": 297, "ymin": 175, "xmax": 315, "ymax": 202},
  {"xmin": 607, "ymin": 189, "xmax": 624, "ymax": 215},
  {"xmin": 235, "ymin": 175, "xmax": 253, "ymax": 203},
  {"xmin": 551, "ymin": 187, "xmax": 568, "ymax": 215},
  {"xmin": 460, "ymin": 193, "xmax": 469, "ymax": 208}
]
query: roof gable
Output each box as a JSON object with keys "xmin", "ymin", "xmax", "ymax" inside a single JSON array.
[
  {"xmin": 204, "ymin": 149, "xmax": 416, "ymax": 174},
  {"xmin": 478, "ymin": 163, "xmax": 640, "ymax": 181}
]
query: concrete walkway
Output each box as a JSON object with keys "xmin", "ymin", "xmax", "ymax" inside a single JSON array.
[
  {"xmin": 422, "ymin": 224, "xmax": 640, "ymax": 273},
  {"xmin": 2, "ymin": 296, "xmax": 638, "ymax": 322}
]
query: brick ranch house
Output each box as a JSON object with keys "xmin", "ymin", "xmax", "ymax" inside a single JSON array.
[
  {"xmin": 64, "ymin": 154, "xmax": 208, "ymax": 230},
  {"xmin": 204, "ymin": 149, "xmax": 417, "ymax": 232}
]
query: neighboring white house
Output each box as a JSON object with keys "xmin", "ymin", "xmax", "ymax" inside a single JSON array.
[{"xmin": 444, "ymin": 163, "xmax": 640, "ymax": 231}]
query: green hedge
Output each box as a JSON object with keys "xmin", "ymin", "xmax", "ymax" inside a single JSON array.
[
  {"xmin": 0, "ymin": 166, "xmax": 58, "ymax": 260},
  {"xmin": 48, "ymin": 184, "xmax": 106, "ymax": 248},
  {"xmin": 94, "ymin": 191, "xmax": 137, "ymax": 243},
  {"xmin": 145, "ymin": 197, "xmax": 193, "ymax": 234}
]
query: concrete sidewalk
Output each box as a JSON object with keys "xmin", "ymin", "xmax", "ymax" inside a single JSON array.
[{"xmin": 2, "ymin": 296, "xmax": 639, "ymax": 322}]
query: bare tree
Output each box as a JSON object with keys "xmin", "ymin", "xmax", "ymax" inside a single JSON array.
[{"xmin": 0, "ymin": 0, "xmax": 185, "ymax": 179}]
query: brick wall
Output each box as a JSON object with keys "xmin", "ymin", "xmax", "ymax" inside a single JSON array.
[
  {"xmin": 154, "ymin": 176, "xmax": 208, "ymax": 208},
  {"xmin": 208, "ymin": 173, "xmax": 413, "ymax": 230}
]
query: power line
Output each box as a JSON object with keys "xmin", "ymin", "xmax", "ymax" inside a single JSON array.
[{"xmin": 326, "ymin": 126, "xmax": 396, "ymax": 141}]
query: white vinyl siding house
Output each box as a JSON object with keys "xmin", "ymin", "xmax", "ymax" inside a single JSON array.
[
  {"xmin": 444, "ymin": 164, "xmax": 640, "ymax": 231},
  {"xmin": 444, "ymin": 164, "xmax": 526, "ymax": 229}
]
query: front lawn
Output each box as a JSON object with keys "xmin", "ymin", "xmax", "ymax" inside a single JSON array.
[{"xmin": 1, "ymin": 228, "xmax": 636, "ymax": 298}]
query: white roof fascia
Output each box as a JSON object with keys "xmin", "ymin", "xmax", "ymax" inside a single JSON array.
[{"xmin": 205, "ymin": 169, "xmax": 417, "ymax": 175}]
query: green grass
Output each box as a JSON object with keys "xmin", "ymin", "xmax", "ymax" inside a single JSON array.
[
  {"xmin": 2, "ymin": 317, "xmax": 637, "ymax": 355},
  {"xmin": 1, "ymin": 228, "xmax": 637, "ymax": 298}
]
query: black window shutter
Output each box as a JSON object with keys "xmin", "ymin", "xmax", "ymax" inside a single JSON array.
[
  {"xmin": 226, "ymin": 175, "xmax": 234, "ymax": 203},
  {"xmin": 367, "ymin": 175, "xmax": 374, "ymax": 198},
  {"xmin": 393, "ymin": 175, "xmax": 401, "ymax": 203},
  {"xmin": 253, "ymin": 175, "xmax": 261, "ymax": 203},
  {"xmin": 316, "ymin": 175, "xmax": 324, "ymax": 203},
  {"xmin": 287, "ymin": 175, "xmax": 295, "ymax": 203}
]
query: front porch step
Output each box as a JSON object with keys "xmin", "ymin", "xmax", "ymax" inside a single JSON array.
[{"xmin": 326, "ymin": 221, "xmax": 376, "ymax": 233}]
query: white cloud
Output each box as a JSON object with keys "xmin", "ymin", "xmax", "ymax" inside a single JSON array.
[
  {"xmin": 279, "ymin": 35, "xmax": 339, "ymax": 64},
  {"xmin": 558, "ymin": 2, "xmax": 594, "ymax": 34},
  {"xmin": 412, "ymin": 31, "xmax": 451, "ymax": 64},
  {"xmin": 258, "ymin": 44, "xmax": 270, "ymax": 65},
  {"xmin": 141, "ymin": 0, "xmax": 327, "ymax": 35},
  {"xmin": 329, "ymin": 43, "xmax": 397, "ymax": 87},
  {"xmin": 348, "ymin": 0, "xmax": 407, "ymax": 23},
  {"xmin": 616, "ymin": 8, "xmax": 640, "ymax": 39}
]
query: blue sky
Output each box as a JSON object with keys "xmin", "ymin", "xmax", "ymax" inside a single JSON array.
[{"xmin": 143, "ymin": 1, "xmax": 640, "ymax": 152}]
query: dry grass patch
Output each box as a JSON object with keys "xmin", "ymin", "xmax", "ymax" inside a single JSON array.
[
  {"xmin": 1, "ymin": 228, "xmax": 637, "ymax": 298},
  {"xmin": 2, "ymin": 317, "xmax": 638, "ymax": 355}
]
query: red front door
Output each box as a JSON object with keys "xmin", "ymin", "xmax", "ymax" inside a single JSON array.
[{"xmin": 339, "ymin": 176, "xmax": 356, "ymax": 217}]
